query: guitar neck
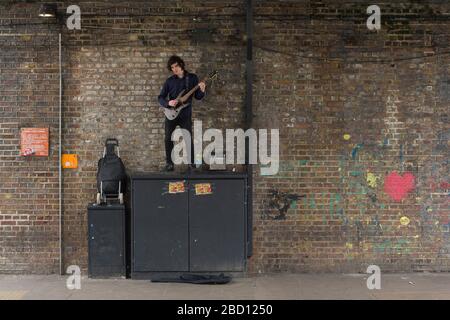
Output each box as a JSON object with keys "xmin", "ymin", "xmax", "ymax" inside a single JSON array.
[{"xmin": 179, "ymin": 76, "xmax": 208, "ymax": 103}]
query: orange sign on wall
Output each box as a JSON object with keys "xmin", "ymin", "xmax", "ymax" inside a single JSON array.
[
  {"xmin": 20, "ymin": 128, "xmax": 49, "ymax": 157},
  {"xmin": 62, "ymin": 154, "xmax": 78, "ymax": 169}
]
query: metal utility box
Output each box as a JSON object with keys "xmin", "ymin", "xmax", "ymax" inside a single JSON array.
[
  {"xmin": 132, "ymin": 179, "xmax": 189, "ymax": 272},
  {"xmin": 88, "ymin": 203, "xmax": 126, "ymax": 278},
  {"xmin": 129, "ymin": 172, "xmax": 248, "ymax": 279}
]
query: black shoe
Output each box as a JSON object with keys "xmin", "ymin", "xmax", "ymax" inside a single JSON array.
[{"xmin": 164, "ymin": 163, "xmax": 174, "ymax": 172}]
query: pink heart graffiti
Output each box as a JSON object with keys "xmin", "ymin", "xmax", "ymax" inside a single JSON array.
[{"xmin": 384, "ymin": 171, "xmax": 415, "ymax": 202}]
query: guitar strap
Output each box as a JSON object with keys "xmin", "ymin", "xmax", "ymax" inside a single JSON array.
[
  {"xmin": 184, "ymin": 71, "xmax": 189, "ymax": 93},
  {"xmin": 182, "ymin": 72, "xmax": 191, "ymax": 107}
]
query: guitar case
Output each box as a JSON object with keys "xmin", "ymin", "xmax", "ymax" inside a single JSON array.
[
  {"xmin": 150, "ymin": 273, "xmax": 232, "ymax": 284},
  {"xmin": 96, "ymin": 138, "xmax": 126, "ymax": 203}
]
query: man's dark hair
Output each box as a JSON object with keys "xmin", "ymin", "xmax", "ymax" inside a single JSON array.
[{"xmin": 167, "ymin": 55, "xmax": 185, "ymax": 72}]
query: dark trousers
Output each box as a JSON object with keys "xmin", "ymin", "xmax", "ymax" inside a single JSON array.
[{"xmin": 165, "ymin": 116, "xmax": 194, "ymax": 165}]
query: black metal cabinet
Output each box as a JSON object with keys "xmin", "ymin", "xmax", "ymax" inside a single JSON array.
[
  {"xmin": 88, "ymin": 204, "xmax": 126, "ymax": 278},
  {"xmin": 130, "ymin": 173, "xmax": 247, "ymax": 278},
  {"xmin": 189, "ymin": 179, "xmax": 246, "ymax": 272},
  {"xmin": 133, "ymin": 179, "xmax": 189, "ymax": 272}
]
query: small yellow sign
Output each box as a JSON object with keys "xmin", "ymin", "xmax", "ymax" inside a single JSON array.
[
  {"xmin": 62, "ymin": 154, "xmax": 78, "ymax": 169},
  {"xmin": 195, "ymin": 183, "xmax": 212, "ymax": 195},
  {"xmin": 169, "ymin": 181, "xmax": 185, "ymax": 194}
]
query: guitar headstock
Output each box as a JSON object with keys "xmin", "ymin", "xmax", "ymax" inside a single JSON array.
[{"xmin": 208, "ymin": 70, "xmax": 218, "ymax": 80}]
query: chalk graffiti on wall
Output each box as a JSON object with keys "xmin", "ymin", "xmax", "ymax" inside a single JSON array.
[
  {"xmin": 435, "ymin": 129, "xmax": 450, "ymax": 152},
  {"xmin": 258, "ymin": 133, "xmax": 447, "ymax": 259},
  {"xmin": 262, "ymin": 189, "xmax": 304, "ymax": 220},
  {"xmin": 430, "ymin": 181, "xmax": 450, "ymax": 193},
  {"xmin": 366, "ymin": 172, "xmax": 379, "ymax": 188},
  {"xmin": 384, "ymin": 171, "xmax": 415, "ymax": 202},
  {"xmin": 372, "ymin": 238, "xmax": 412, "ymax": 255},
  {"xmin": 400, "ymin": 216, "xmax": 410, "ymax": 226},
  {"xmin": 351, "ymin": 143, "xmax": 364, "ymax": 160}
]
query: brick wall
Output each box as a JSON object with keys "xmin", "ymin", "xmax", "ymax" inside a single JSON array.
[
  {"xmin": 0, "ymin": 3, "xmax": 60, "ymax": 272},
  {"xmin": 251, "ymin": 0, "xmax": 450, "ymax": 273},
  {"xmin": 0, "ymin": 0, "xmax": 448, "ymax": 274}
]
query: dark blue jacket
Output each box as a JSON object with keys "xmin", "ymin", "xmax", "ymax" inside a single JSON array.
[{"xmin": 158, "ymin": 71, "xmax": 205, "ymax": 120}]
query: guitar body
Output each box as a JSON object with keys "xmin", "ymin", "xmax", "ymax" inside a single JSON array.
[
  {"xmin": 161, "ymin": 70, "xmax": 218, "ymax": 121},
  {"xmin": 162, "ymin": 90, "xmax": 189, "ymax": 121}
]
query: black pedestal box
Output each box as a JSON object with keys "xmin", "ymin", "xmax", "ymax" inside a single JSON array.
[
  {"xmin": 129, "ymin": 172, "xmax": 249, "ymax": 279},
  {"xmin": 88, "ymin": 203, "xmax": 126, "ymax": 278}
]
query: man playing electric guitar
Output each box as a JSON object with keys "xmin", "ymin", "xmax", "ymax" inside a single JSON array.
[{"xmin": 158, "ymin": 55, "xmax": 206, "ymax": 171}]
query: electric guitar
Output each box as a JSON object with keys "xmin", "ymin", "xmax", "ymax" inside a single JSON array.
[{"xmin": 162, "ymin": 70, "xmax": 218, "ymax": 120}]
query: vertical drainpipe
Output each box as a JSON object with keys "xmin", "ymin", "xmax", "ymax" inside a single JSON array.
[
  {"xmin": 59, "ymin": 32, "xmax": 63, "ymax": 275},
  {"xmin": 245, "ymin": 0, "xmax": 253, "ymax": 258}
]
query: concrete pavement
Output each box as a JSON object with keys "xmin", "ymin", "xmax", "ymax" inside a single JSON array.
[{"xmin": 0, "ymin": 273, "xmax": 449, "ymax": 300}]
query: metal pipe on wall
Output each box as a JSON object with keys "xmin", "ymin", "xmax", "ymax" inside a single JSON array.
[
  {"xmin": 245, "ymin": 0, "xmax": 253, "ymax": 258},
  {"xmin": 59, "ymin": 32, "xmax": 63, "ymax": 275}
]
